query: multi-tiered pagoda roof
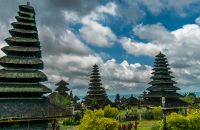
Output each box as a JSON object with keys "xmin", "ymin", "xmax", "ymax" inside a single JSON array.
[
  {"xmin": 85, "ymin": 64, "xmax": 112, "ymax": 109},
  {"xmin": 144, "ymin": 52, "xmax": 187, "ymax": 107},
  {"xmin": 55, "ymin": 80, "xmax": 70, "ymax": 96},
  {"xmin": 0, "ymin": 3, "xmax": 71, "ymax": 126}
]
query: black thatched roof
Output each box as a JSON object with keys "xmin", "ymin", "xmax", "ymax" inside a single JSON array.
[
  {"xmin": 5, "ymin": 37, "xmax": 39, "ymax": 47},
  {"xmin": 0, "ymin": 98, "xmax": 72, "ymax": 122},
  {"xmin": 2, "ymin": 45, "xmax": 39, "ymax": 51},
  {"xmin": 56, "ymin": 80, "xmax": 69, "ymax": 86},
  {"xmin": 0, "ymin": 82, "xmax": 51, "ymax": 93},
  {"xmin": 74, "ymin": 96, "xmax": 80, "ymax": 101},
  {"xmin": 143, "ymin": 98, "xmax": 188, "ymax": 108},
  {"xmin": 55, "ymin": 80, "xmax": 70, "ymax": 92},
  {"xmin": 0, "ymin": 56, "xmax": 43, "ymax": 69},
  {"xmin": 124, "ymin": 95, "xmax": 138, "ymax": 106},
  {"xmin": 0, "ymin": 69, "xmax": 47, "ymax": 82}
]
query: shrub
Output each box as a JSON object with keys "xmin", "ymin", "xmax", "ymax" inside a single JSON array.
[
  {"xmin": 152, "ymin": 107, "xmax": 163, "ymax": 120},
  {"xmin": 160, "ymin": 112, "xmax": 188, "ymax": 130},
  {"xmin": 128, "ymin": 108, "xmax": 138, "ymax": 115},
  {"xmin": 158, "ymin": 111, "xmax": 200, "ymax": 130},
  {"xmin": 187, "ymin": 112, "xmax": 200, "ymax": 130},
  {"xmin": 78, "ymin": 109, "xmax": 119, "ymax": 130},
  {"xmin": 143, "ymin": 111, "xmax": 153, "ymax": 120},
  {"xmin": 104, "ymin": 105, "xmax": 119, "ymax": 118},
  {"xmin": 63, "ymin": 117, "xmax": 80, "ymax": 126}
]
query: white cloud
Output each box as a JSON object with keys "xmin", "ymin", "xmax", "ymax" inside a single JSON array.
[
  {"xmin": 63, "ymin": 11, "xmax": 80, "ymax": 23},
  {"xmin": 100, "ymin": 59, "xmax": 152, "ymax": 94},
  {"xmin": 80, "ymin": 21, "xmax": 117, "ymax": 47},
  {"xmin": 120, "ymin": 37, "xmax": 160, "ymax": 57},
  {"xmin": 133, "ymin": 23, "xmax": 175, "ymax": 43},
  {"xmin": 97, "ymin": 2, "xmax": 117, "ymax": 16},
  {"xmin": 62, "ymin": 2, "xmax": 117, "ymax": 48},
  {"xmin": 39, "ymin": 25, "xmax": 90, "ymax": 56},
  {"xmin": 79, "ymin": 2, "xmax": 117, "ymax": 47},
  {"xmin": 195, "ymin": 17, "xmax": 200, "ymax": 25}
]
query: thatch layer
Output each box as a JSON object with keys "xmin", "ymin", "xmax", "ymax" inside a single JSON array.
[
  {"xmin": 2, "ymin": 46, "xmax": 40, "ymax": 52},
  {"xmin": 0, "ymin": 69, "xmax": 47, "ymax": 79},
  {"xmin": 0, "ymin": 56, "xmax": 42, "ymax": 65},
  {"xmin": 0, "ymin": 82, "xmax": 51, "ymax": 93},
  {"xmin": 0, "ymin": 98, "xmax": 72, "ymax": 121}
]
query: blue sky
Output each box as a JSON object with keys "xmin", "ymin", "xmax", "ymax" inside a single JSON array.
[{"xmin": 0, "ymin": 0, "xmax": 200, "ymax": 96}]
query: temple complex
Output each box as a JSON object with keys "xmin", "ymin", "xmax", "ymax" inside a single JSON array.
[{"xmin": 0, "ymin": 3, "xmax": 71, "ymax": 129}]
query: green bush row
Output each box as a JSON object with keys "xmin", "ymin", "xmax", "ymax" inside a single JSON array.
[{"xmin": 160, "ymin": 112, "xmax": 200, "ymax": 130}]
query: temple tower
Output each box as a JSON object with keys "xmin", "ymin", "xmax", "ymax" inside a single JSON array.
[
  {"xmin": 144, "ymin": 52, "xmax": 187, "ymax": 107},
  {"xmin": 85, "ymin": 64, "xmax": 109, "ymax": 109},
  {"xmin": 0, "ymin": 3, "xmax": 71, "ymax": 129},
  {"xmin": 55, "ymin": 80, "xmax": 70, "ymax": 96}
]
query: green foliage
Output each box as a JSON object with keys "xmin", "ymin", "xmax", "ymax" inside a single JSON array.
[
  {"xmin": 160, "ymin": 111, "xmax": 200, "ymax": 130},
  {"xmin": 104, "ymin": 105, "xmax": 119, "ymax": 118},
  {"xmin": 152, "ymin": 107, "xmax": 163, "ymax": 120},
  {"xmin": 63, "ymin": 117, "xmax": 80, "ymax": 126},
  {"xmin": 10, "ymin": 124, "xmax": 20, "ymax": 129},
  {"xmin": 151, "ymin": 124, "xmax": 160, "ymax": 130},
  {"xmin": 49, "ymin": 93, "xmax": 71, "ymax": 108},
  {"xmin": 187, "ymin": 112, "xmax": 200, "ymax": 130},
  {"xmin": 128, "ymin": 107, "xmax": 138, "ymax": 115},
  {"xmin": 187, "ymin": 92, "xmax": 196, "ymax": 97},
  {"xmin": 78, "ymin": 107, "xmax": 119, "ymax": 130},
  {"xmin": 181, "ymin": 95, "xmax": 196, "ymax": 104},
  {"xmin": 164, "ymin": 113, "xmax": 188, "ymax": 130}
]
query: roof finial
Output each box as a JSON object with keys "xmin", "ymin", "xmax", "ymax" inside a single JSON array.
[{"xmin": 27, "ymin": 2, "xmax": 30, "ymax": 6}]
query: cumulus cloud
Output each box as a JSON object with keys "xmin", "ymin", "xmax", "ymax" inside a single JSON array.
[
  {"xmin": 195, "ymin": 17, "xmax": 200, "ymax": 25},
  {"xmin": 97, "ymin": 2, "xmax": 117, "ymax": 16},
  {"xmin": 101, "ymin": 59, "xmax": 152, "ymax": 94},
  {"xmin": 39, "ymin": 25, "xmax": 90, "ymax": 56},
  {"xmin": 79, "ymin": 2, "xmax": 117, "ymax": 47},
  {"xmin": 62, "ymin": 2, "xmax": 118, "ymax": 48},
  {"xmin": 133, "ymin": 23, "xmax": 175, "ymax": 43},
  {"xmin": 80, "ymin": 21, "xmax": 117, "ymax": 47},
  {"xmin": 120, "ymin": 37, "xmax": 160, "ymax": 57}
]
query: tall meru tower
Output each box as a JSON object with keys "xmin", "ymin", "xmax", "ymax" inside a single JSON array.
[
  {"xmin": 85, "ymin": 64, "xmax": 113, "ymax": 109},
  {"xmin": 0, "ymin": 2, "xmax": 71, "ymax": 129},
  {"xmin": 144, "ymin": 52, "xmax": 188, "ymax": 107}
]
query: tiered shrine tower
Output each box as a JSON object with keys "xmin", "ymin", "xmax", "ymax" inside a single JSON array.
[{"xmin": 0, "ymin": 2, "xmax": 71, "ymax": 129}]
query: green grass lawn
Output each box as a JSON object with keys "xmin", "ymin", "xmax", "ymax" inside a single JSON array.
[{"xmin": 60, "ymin": 120, "xmax": 160, "ymax": 130}]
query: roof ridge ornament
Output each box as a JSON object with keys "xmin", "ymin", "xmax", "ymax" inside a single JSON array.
[{"xmin": 27, "ymin": 2, "xmax": 30, "ymax": 6}]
